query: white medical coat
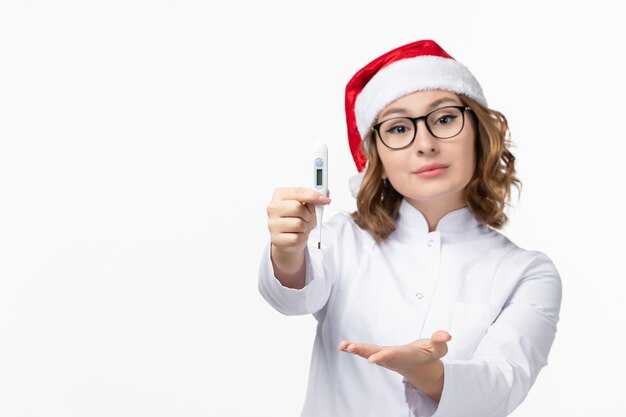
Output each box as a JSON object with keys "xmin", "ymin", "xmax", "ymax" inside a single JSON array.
[{"xmin": 258, "ymin": 199, "xmax": 562, "ymax": 417}]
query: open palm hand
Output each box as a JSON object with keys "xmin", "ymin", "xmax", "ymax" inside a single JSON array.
[{"xmin": 337, "ymin": 330, "xmax": 452, "ymax": 377}]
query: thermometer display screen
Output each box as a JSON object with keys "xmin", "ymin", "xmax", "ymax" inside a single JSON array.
[{"xmin": 317, "ymin": 169, "xmax": 323, "ymax": 186}]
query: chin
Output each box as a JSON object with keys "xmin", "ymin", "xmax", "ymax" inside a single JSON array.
[{"xmin": 402, "ymin": 187, "xmax": 464, "ymax": 203}]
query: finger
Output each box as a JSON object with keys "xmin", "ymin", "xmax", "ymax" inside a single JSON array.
[
  {"xmin": 271, "ymin": 217, "xmax": 312, "ymax": 234},
  {"xmin": 274, "ymin": 187, "xmax": 331, "ymax": 205},
  {"xmin": 270, "ymin": 231, "xmax": 308, "ymax": 249},
  {"xmin": 367, "ymin": 349, "xmax": 394, "ymax": 364},
  {"xmin": 269, "ymin": 200, "xmax": 314, "ymax": 222},
  {"xmin": 337, "ymin": 340, "xmax": 351, "ymax": 351},
  {"xmin": 429, "ymin": 330, "xmax": 452, "ymax": 358},
  {"xmin": 343, "ymin": 342, "xmax": 383, "ymax": 360},
  {"xmin": 431, "ymin": 330, "xmax": 452, "ymax": 344}
]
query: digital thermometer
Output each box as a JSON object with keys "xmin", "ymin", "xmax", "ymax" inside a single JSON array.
[{"xmin": 312, "ymin": 142, "xmax": 328, "ymax": 249}]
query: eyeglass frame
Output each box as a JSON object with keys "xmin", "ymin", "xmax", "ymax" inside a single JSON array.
[{"xmin": 371, "ymin": 105, "xmax": 472, "ymax": 150}]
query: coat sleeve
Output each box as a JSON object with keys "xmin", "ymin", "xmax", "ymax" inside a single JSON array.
[
  {"xmin": 403, "ymin": 250, "xmax": 563, "ymax": 417},
  {"xmin": 257, "ymin": 212, "xmax": 346, "ymax": 317}
]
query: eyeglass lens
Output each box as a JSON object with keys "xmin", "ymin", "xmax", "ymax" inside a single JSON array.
[{"xmin": 379, "ymin": 106, "xmax": 464, "ymax": 149}]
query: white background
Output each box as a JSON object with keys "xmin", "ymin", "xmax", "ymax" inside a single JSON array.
[{"xmin": 1, "ymin": 0, "xmax": 624, "ymax": 416}]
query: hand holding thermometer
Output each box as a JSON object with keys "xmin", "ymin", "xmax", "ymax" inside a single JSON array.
[{"xmin": 312, "ymin": 142, "xmax": 328, "ymax": 249}]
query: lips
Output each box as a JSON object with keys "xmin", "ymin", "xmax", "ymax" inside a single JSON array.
[{"xmin": 415, "ymin": 163, "xmax": 449, "ymax": 174}]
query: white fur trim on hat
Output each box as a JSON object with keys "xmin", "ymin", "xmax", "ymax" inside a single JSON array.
[{"xmin": 355, "ymin": 55, "xmax": 487, "ymax": 139}]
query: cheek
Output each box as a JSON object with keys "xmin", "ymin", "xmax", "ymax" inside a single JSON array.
[
  {"xmin": 460, "ymin": 141, "xmax": 477, "ymax": 178},
  {"xmin": 376, "ymin": 144, "xmax": 398, "ymax": 172},
  {"xmin": 379, "ymin": 151, "xmax": 407, "ymax": 178}
]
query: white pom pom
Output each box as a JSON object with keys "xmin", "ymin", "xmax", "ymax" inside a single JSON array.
[{"xmin": 349, "ymin": 170, "xmax": 365, "ymax": 198}]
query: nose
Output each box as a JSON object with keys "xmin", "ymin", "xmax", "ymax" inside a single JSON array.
[{"xmin": 413, "ymin": 119, "xmax": 439, "ymax": 155}]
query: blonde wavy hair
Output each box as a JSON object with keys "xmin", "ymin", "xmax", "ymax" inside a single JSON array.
[{"xmin": 351, "ymin": 94, "xmax": 521, "ymax": 244}]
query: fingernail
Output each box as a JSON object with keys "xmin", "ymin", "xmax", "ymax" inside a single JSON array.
[{"xmin": 320, "ymin": 196, "xmax": 331, "ymax": 204}]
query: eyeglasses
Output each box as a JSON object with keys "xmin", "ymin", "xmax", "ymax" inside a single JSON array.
[{"xmin": 372, "ymin": 105, "xmax": 472, "ymax": 150}]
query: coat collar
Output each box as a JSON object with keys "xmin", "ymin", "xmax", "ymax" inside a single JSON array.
[{"xmin": 393, "ymin": 198, "xmax": 486, "ymax": 241}]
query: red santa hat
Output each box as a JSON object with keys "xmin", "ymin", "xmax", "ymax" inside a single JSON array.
[{"xmin": 345, "ymin": 39, "xmax": 488, "ymax": 197}]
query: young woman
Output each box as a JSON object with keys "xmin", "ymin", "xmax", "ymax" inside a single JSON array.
[{"xmin": 259, "ymin": 39, "xmax": 562, "ymax": 417}]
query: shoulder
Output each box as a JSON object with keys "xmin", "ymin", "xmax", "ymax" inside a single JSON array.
[
  {"xmin": 503, "ymin": 247, "xmax": 560, "ymax": 275},
  {"xmin": 481, "ymin": 227, "xmax": 558, "ymax": 269},
  {"xmin": 475, "ymin": 230, "xmax": 563, "ymax": 316},
  {"xmin": 487, "ymin": 231, "xmax": 562, "ymax": 295},
  {"xmin": 492, "ymin": 230, "xmax": 559, "ymax": 274},
  {"xmin": 477, "ymin": 227, "xmax": 562, "ymax": 290}
]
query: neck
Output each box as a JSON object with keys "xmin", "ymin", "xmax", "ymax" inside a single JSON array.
[{"xmin": 404, "ymin": 196, "xmax": 467, "ymax": 232}]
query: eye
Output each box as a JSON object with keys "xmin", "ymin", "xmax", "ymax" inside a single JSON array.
[
  {"xmin": 387, "ymin": 125, "xmax": 407, "ymax": 134},
  {"xmin": 435, "ymin": 114, "xmax": 457, "ymax": 125},
  {"xmin": 429, "ymin": 106, "xmax": 463, "ymax": 126},
  {"xmin": 382, "ymin": 119, "xmax": 413, "ymax": 135}
]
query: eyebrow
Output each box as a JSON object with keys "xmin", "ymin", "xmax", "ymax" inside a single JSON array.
[{"xmin": 378, "ymin": 97, "xmax": 460, "ymax": 120}]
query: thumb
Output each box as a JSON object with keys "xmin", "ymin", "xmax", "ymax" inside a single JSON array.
[
  {"xmin": 429, "ymin": 331, "xmax": 451, "ymax": 359},
  {"xmin": 431, "ymin": 330, "xmax": 452, "ymax": 345}
]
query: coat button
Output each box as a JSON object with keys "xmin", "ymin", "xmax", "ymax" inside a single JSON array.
[
  {"xmin": 415, "ymin": 292, "xmax": 424, "ymax": 299},
  {"xmin": 427, "ymin": 239, "xmax": 434, "ymax": 247}
]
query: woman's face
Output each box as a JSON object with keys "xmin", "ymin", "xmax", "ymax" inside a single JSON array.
[{"xmin": 375, "ymin": 90, "xmax": 476, "ymax": 208}]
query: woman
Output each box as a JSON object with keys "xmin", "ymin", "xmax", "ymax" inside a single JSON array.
[{"xmin": 258, "ymin": 39, "xmax": 562, "ymax": 417}]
